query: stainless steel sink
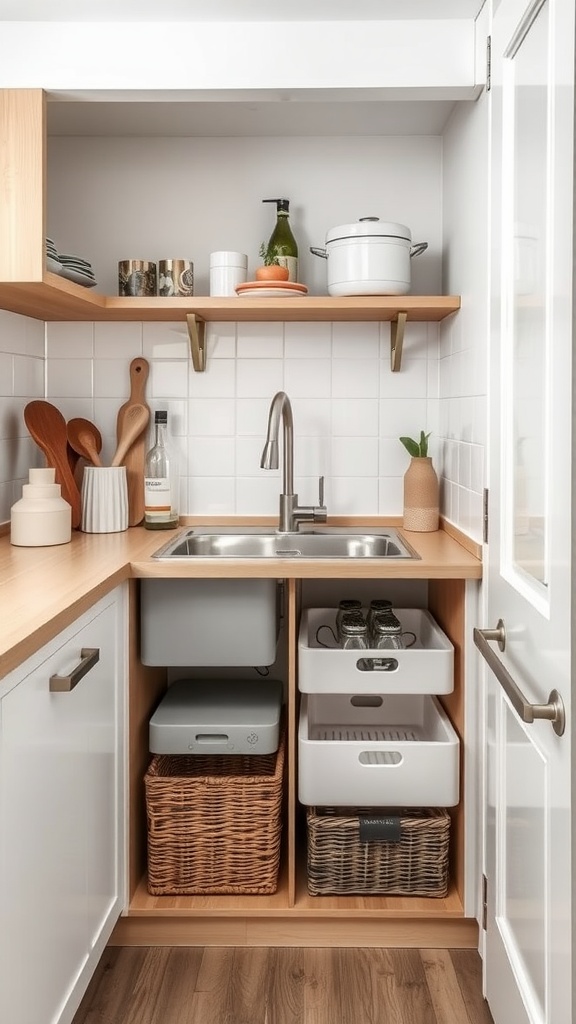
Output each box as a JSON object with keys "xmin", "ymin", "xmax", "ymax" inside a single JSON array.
[{"xmin": 152, "ymin": 528, "xmax": 417, "ymax": 560}]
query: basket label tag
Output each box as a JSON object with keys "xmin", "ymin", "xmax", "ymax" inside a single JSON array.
[{"xmin": 359, "ymin": 816, "xmax": 402, "ymax": 842}]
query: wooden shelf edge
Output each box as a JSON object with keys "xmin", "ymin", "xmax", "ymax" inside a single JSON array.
[
  {"xmin": 127, "ymin": 873, "xmax": 464, "ymax": 920},
  {"xmin": 0, "ymin": 279, "xmax": 461, "ymax": 324},
  {"xmin": 110, "ymin": 912, "xmax": 477, "ymax": 949}
]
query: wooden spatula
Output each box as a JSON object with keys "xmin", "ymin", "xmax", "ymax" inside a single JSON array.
[
  {"xmin": 67, "ymin": 417, "xmax": 103, "ymax": 467},
  {"xmin": 24, "ymin": 400, "xmax": 82, "ymax": 529},
  {"xmin": 111, "ymin": 402, "xmax": 150, "ymax": 467},
  {"xmin": 116, "ymin": 357, "xmax": 150, "ymax": 525}
]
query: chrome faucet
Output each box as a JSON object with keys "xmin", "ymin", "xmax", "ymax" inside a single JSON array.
[{"xmin": 260, "ymin": 391, "xmax": 327, "ymax": 533}]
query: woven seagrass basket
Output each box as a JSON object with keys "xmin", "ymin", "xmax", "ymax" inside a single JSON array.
[
  {"xmin": 145, "ymin": 731, "xmax": 285, "ymax": 895},
  {"xmin": 306, "ymin": 806, "xmax": 450, "ymax": 896}
]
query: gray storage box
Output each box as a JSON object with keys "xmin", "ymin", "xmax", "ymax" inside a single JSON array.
[
  {"xmin": 149, "ymin": 678, "xmax": 283, "ymax": 755},
  {"xmin": 140, "ymin": 578, "xmax": 280, "ymax": 666}
]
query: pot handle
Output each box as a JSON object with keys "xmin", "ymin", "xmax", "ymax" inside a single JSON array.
[
  {"xmin": 410, "ymin": 242, "xmax": 428, "ymax": 259},
  {"xmin": 309, "ymin": 246, "xmax": 328, "ymax": 259}
]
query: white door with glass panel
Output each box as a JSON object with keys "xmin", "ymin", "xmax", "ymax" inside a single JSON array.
[{"xmin": 480, "ymin": 0, "xmax": 573, "ymax": 1022}]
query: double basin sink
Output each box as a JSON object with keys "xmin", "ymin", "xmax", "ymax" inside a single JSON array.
[{"xmin": 152, "ymin": 527, "xmax": 418, "ymax": 560}]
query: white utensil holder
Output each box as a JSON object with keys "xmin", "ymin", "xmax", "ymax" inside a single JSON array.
[{"xmin": 81, "ymin": 466, "xmax": 129, "ymax": 533}]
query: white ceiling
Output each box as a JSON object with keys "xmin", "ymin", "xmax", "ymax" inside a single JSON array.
[
  {"xmin": 47, "ymin": 98, "xmax": 458, "ymax": 138},
  {"xmin": 0, "ymin": 0, "xmax": 486, "ymax": 22}
]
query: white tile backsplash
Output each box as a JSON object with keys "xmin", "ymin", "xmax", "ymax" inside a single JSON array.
[
  {"xmin": 332, "ymin": 358, "xmax": 379, "ymax": 398},
  {"xmin": 332, "ymin": 398, "xmax": 378, "ymax": 436},
  {"xmin": 236, "ymin": 358, "xmax": 283, "ymax": 398},
  {"xmin": 94, "ymin": 321, "xmax": 143, "ymax": 356},
  {"xmin": 188, "ymin": 397, "xmax": 236, "ymax": 436},
  {"xmin": 0, "ymin": 308, "xmax": 48, "ymax": 522},
  {"xmin": 40, "ymin": 317, "xmax": 487, "ymax": 534},
  {"xmin": 284, "ymin": 359, "xmax": 331, "ymax": 399},
  {"xmin": 284, "ymin": 321, "xmax": 332, "ymax": 358},
  {"xmin": 0, "ymin": 308, "xmax": 486, "ymax": 542},
  {"xmin": 237, "ymin": 322, "xmax": 283, "ymax": 358},
  {"xmin": 332, "ymin": 321, "xmax": 379, "ymax": 358},
  {"xmin": 47, "ymin": 357, "xmax": 93, "ymax": 398}
]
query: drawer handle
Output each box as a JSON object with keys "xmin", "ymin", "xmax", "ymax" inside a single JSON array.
[
  {"xmin": 359, "ymin": 751, "xmax": 403, "ymax": 766},
  {"xmin": 49, "ymin": 647, "xmax": 100, "ymax": 692},
  {"xmin": 356, "ymin": 657, "xmax": 399, "ymax": 672}
]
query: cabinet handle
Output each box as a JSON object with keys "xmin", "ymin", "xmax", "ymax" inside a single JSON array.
[
  {"xmin": 473, "ymin": 622, "xmax": 565, "ymax": 736},
  {"xmin": 49, "ymin": 647, "xmax": 100, "ymax": 692}
]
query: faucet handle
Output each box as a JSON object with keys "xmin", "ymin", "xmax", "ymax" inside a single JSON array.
[{"xmin": 314, "ymin": 475, "xmax": 327, "ymax": 523}]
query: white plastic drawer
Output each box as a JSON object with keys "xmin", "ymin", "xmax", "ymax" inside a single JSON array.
[
  {"xmin": 298, "ymin": 693, "xmax": 459, "ymax": 807},
  {"xmin": 298, "ymin": 608, "xmax": 454, "ymax": 695}
]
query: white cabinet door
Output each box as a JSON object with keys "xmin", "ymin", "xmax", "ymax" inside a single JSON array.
[
  {"xmin": 0, "ymin": 587, "xmax": 126, "ymax": 1024},
  {"xmin": 482, "ymin": 1, "xmax": 574, "ymax": 1022}
]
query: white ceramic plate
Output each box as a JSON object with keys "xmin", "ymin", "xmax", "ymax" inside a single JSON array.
[
  {"xmin": 59, "ymin": 254, "xmax": 92, "ymax": 266},
  {"xmin": 58, "ymin": 266, "xmax": 97, "ymax": 288},
  {"xmin": 237, "ymin": 286, "xmax": 308, "ymax": 298},
  {"xmin": 46, "ymin": 256, "xmax": 63, "ymax": 274}
]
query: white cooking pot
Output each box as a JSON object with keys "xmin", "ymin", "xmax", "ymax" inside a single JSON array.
[{"xmin": 310, "ymin": 217, "xmax": 428, "ymax": 297}]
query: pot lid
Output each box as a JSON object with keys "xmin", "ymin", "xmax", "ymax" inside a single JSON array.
[{"xmin": 326, "ymin": 217, "xmax": 412, "ymax": 244}]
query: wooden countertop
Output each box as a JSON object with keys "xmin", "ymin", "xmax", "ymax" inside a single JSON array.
[{"xmin": 0, "ymin": 523, "xmax": 481, "ymax": 682}]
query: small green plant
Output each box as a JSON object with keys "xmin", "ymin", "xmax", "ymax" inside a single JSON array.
[
  {"xmin": 399, "ymin": 430, "xmax": 431, "ymax": 458},
  {"xmin": 259, "ymin": 241, "xmax": 287, "ymax": 266}
]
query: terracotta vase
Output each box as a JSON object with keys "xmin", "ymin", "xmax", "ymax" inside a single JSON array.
[{"xmin": 403, "ymin": 456, "xmax": 439, "ymax": 532}]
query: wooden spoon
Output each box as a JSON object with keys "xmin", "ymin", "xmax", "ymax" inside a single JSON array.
[
  {"xmin": 116, "ymin": 357, "xmax": 150, "ymax": 526},
  {"xmin": 67, "ymin": 417, "xmax": 103, "ymax": 467},
  {"xmin": 24, "ymin": 400, "xmax": 82, "ymax": 528},
  {"xmin": 111, "ymin": 402, "xmax": 150, "ymax": 468}
]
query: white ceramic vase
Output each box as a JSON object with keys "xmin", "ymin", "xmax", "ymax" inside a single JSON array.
[{"xmin": 81, "ymin": 466, "xmax": 129, "ymax": 533}]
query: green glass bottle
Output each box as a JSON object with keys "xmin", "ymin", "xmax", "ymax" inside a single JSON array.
[{"xmin": 263, "ymin": 198, "xmax": 299, "ymax": 282}]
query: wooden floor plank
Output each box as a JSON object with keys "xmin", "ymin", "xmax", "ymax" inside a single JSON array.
[
  {"xmin": 420, "ymin": 948, "xmax": 474, "ymax": 1023},
  {"xmin": 71, "ymin": 946, "xmax": 492, "ymax": 1024},
  {"xmin": 119, "ymin": 947, "xmax": 171, "ymax": 1024},
  {"xmin": 449, "ymin": 950, "xmax": 495, "ymax": 1024},
  {"xmin": 147, "ymin": 947, "xmax": 204, "ymax": 1024},
  {"xmin": 71, "ymin": 947, "xmax": 149, "ymax": 1023},
  {"xmin": 265, "ymin": 948, "xmax": 306, "ymax": 1024},
  {"xmin": 379, "ymin": 949, "xmax": 439, "ymax": 1024}
]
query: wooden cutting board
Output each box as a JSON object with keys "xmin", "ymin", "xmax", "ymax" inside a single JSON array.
[{"xmin": 116, "ymin": 357, "xmax": 150, "ymax": 526}]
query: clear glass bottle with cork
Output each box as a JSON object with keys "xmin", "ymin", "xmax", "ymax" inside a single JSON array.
[
  {"xmin": 262, "ymin": 198, "xmax": 299, "ymax": 282},
  {"xmin": 144, "ymin": 410, "xmax": 179, "ymax": 530}
]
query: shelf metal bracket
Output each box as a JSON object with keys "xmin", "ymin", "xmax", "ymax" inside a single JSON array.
[
  {"xmin": 390, "ymin": 311, "xmax": 408, "ymax": 371},
  {"xmin": 186, "ymin": 313, "xmax": 207, "ymax": 372}
]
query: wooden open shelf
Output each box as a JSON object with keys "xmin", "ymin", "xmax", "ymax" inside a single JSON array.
[{"xmin": 0, "ymin": 274, "xmax": 460, "ymax": 324}]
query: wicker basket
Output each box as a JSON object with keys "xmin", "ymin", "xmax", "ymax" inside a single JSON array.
[
  {"xmin": 145, "ymin": 731, "xmax": 285, "ymax": 895},
  {"xmin": 306, "ymin": 806, "xmax": 450, "ymax": 896}
]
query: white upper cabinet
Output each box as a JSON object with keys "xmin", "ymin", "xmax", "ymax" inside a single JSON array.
[{"xmin": 0, "ymin": 6, "xmax": 485, "ymax": 100}]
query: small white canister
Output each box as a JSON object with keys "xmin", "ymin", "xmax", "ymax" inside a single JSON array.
[
  {"xmin": 10, "ymin": 467, "xmax": 72, "ymax": 546},
  {"xmin": 209, "ymin": 251, "xmax": 248, "ymax": 296}
]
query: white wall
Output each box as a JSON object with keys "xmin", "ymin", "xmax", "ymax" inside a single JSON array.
[
  {"xmin": 1, "ymin": 122, "xmax": 488, "ymax": 539},
  {"xmin": 438, "ymin": 95, "xmax": 489, "ymax": 542},
  {"xmin": 47, "ymin": 135, "xmax": 442, "ymax": 297},
  {"xmin": 44, "ymin": 133, "xmax": 445, "ymax": 523}
]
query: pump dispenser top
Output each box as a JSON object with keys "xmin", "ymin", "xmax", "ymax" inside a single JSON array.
[{"xmin": 262, "ymin": 198, "xmax": 299, "ymax": 282}]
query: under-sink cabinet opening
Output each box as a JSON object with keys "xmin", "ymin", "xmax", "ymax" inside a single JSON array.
[{"xmin": 119, "ymin": 575, "xmax": 471, "ymax": 948}]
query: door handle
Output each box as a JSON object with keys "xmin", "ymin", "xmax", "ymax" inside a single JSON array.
[
  {"xmin": 49, "ymin": 647, "xmax": 100, "ymax": 692},
  {"xmin": 473, "ymin": 621, "xmax": 565, "ymax": 736}
]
